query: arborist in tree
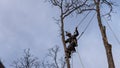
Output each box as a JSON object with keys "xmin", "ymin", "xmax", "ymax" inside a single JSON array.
[{"xmin": 65, "ymin": 27, "xmax": 79, "ymax": 58}]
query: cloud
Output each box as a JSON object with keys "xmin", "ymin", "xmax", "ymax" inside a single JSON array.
[
  {"xmin": 0, "ymin": 0, "xmax": 60, "ymax": 67},
  {"xmin": 0, "ymin": 0, "xmax": 120, "ymax": 68}
]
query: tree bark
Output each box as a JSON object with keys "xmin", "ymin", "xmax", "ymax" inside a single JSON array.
[
  {"xmin": 94, "ymin": 0, "xmax": 115, "ymax": 68},
  {"xmin": 61, "ymin": 14, "xmax": 70, "ymax": 68}
]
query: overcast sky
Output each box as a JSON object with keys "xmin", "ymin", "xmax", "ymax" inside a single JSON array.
[{"xmin": 0, "ymin": 0, "xmax": 120, "ymax": 68}]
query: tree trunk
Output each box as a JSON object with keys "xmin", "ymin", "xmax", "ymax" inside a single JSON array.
[
  {"xmin": 61, "ymin": 15, "xmax": 71, "ymax": 68},
  {"xmin": 94, "ymin": 0, "xmax": 115, "ymax": 68}
]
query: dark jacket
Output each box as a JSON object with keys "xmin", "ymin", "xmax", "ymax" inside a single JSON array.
[
  {"xmin": 0, "ymin": 61, "xmax": 5, "ymax": 68},
  {"xmin": 65, "ymin": 28, "xmax": 79, "ymax": 47}
]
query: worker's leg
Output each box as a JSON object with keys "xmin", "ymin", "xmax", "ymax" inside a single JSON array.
[{"xmin": 65, "ymin": 49, "xmax": 71, "ymax": 58}]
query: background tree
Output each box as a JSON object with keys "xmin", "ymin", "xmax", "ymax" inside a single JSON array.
[
  {"xmin": 48, "ymin": 0, "xmax": 115, "ymax": 68},
  {"xmin": 81, "ymin": 0, "xmax": 115, "ymax": 68},
  {"xmin": 93, "ymin": 0, "xmax": 115, "ymax": 68},
  {"xmin": 11, "ymin": 49, "xmax": 40, "ymax": 68},
  {"xmin": 40, "ymin": 45, "xmax": 66, "ymax": 68},
  {"xmin": 11, "ymin": 46, "xmax": 65, "ymax": 68}
]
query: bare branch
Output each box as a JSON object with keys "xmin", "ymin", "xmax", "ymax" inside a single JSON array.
[
  {"xmin": 11, "ymin": 49, "xmax": 40, "ymax": 68},
  {"xmin": 47, "ymin": 46, "xmax": 59, "ymax": 68},
  {"xmin": 63, "ymin": 0, "xmax": 88, "ymax": 18},
  {"xmin": 59, "ymin": 57, "xmax": 66, "ymax": 68},
  {"xmin": 41, "ymin": 46, "xmax": 66, "ymax": 68},
  {"xmin": 101, "ymin": 0, "xmax": 114, "ymax": 17},
  {"xmin": 50, "ymin": 0, "xmax": 61, "ymax": 7}
]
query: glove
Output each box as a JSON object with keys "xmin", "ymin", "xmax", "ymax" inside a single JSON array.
[{"xmin": 75, "ymin": 27, "xmax": 78, "ymax": 30}]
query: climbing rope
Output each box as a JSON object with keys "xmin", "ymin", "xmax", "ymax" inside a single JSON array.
[
  {"xmin": 71, "ymin": 55, "xmax": 73, "ymax": 68},
  {"xmin": 77, "ymin": 12, "xmax": 96, "ymax": 40},
  {"xmin": 76, "ymin": 5, "xmax": 95, "ymax": 28},
  {"xmin": 76, "ymin": 11, "xmax": 91, "ymax": 28},
  {"xmin": 70, "ymin": 12, "xmax": 96, "ymax": 68},
  {"xmin": 74, "ymin": 13, "xmax": 96, "ymax": 68},
  {"xmin": 76, "ymin": 47, "xmax": 85, "ymax": 68},
  {"xmin": 64, "ymin": 11, "xmax": 90, "ymax": 34}
]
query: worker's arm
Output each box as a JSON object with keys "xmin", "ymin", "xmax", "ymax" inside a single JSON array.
[{"xmin": 74, "ymin": 27, "xmax": 79, "ymax": 37}]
